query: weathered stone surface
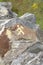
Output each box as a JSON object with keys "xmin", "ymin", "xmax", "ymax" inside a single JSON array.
[
  {"xmin": 37, "ymin": 28, "xmax": 43, "ymax": 42},
  {"xmin": 19, "ymin": 13, "xmax": 36, "ymax": 24},
  {"xmin": 0, "ymin": 2, "xmax": 43, "ymax": 65},
  {"xmin": 0, "ymin": 21, "xmax": 42, "ymax": 65},
  {"xmin": 15, "ymin": 17, "xmax": 39, "ymax": 31},
  {"xmin": 11, "ymin": 43, "xmax": 43, "ymax": 65},
  {"xmin": 0, "ymin": 56, "xmax": 5, "ymax": 65},
  {"xmin": 0, "ymin": 2, "xmax": 12, "ymax": 9},
  {"xmin": 0, "ymin": 2, "xmax": 17, "ymax": 27}
]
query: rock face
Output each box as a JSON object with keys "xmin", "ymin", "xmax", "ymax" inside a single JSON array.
[
  {"xmin": 0, "ymin": 24, "xmax": 40, "ymax": 65},
  {"xmin": 10, "ymin": 24, "xmax": 38, "ymax": 41},
  {"xmin": 0, "ymin": 6, "xmax": 17, "ymax": 20},
  {"xmin": 37, "ymin": 29, "xmax": 43, "ymax": 42},
  {"xmin": 11, "ymin": 46, "xmax": 43, "ymax": 65},
  {"xmin": 19, "ymin": 13, "xmax": 36, "ymax": 24},
  {"xmin": 0, "ymin": 2, "xmax": 17, "ymax": 27},
  {"xmin": 0, "ymin": 2, "xmax": 12, "ymax": 9},
  {"xmin": 0, "ymin": 23, "xmax": 38, "ymax": 56},
  {"xmin": 0, "ymin": 2, "xmax": 43, "ymax": 65}
]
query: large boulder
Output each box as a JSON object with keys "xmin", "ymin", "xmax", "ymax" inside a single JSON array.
[
  {"xmin": 0, "ymin": 2, "xmax": 42, "ymax": 65},
  {"xmin": 19, "ymin": 13, "xmax": 36, "ymax": 24}
]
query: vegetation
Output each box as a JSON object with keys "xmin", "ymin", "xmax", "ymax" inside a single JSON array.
[{"xmin": 0, "ymin": 0, "xmax": 43, "ymax": 29}]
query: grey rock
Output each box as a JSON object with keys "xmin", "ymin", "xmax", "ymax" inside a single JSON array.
[
  {"xmin": 16, "ymin": 17, "xmax": 39, "ymax": 31},
  {"xmin": 0, "ymin": 56, "xmax": 5, "ymax": 65},
  {"xmin": 19, "ymin": 13, "xmax": 36, "ymax": 24},
  {"xmin": 11, "ymin": 43, "xmax": 43, "ymax": 65},
  {"xmin": 0, "ymin": 2, "xmax": 43, "ymax": 65},
  {"xmin": 37, "ymin": 29, "xmax": 43, "ymax": 42},
  {"xmin": 0, "ymin": 2, "xmax": 12, "ymax": 9},
  {"xmin": 0, "ymin": 7, "xmax": 17, "ymax": 20}
]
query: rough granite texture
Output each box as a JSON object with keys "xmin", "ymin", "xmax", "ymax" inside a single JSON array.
[{"xmin": 0, "ymin": 2, "xmax": 43, "ymax": 65}]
